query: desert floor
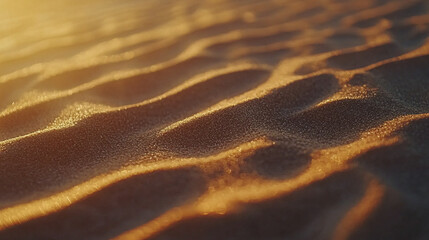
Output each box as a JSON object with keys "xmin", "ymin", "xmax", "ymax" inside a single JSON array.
[{"xmin": 0, "ymin": 0, "xmax": 428, "ymax": 239}]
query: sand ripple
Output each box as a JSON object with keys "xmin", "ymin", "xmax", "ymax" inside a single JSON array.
[{"xmin": 0, "ymin": 0, "xmax": 429, "ymax": 239}]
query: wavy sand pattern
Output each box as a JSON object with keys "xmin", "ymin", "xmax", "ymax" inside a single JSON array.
[{"xmin": 1, "ymin": 0, "xmax": 429, "ymax": 239}]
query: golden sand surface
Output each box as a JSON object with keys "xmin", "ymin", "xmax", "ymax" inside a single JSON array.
[{"xmin": 0, "ymin": 0, "xmax": 429, "ymax": 239}]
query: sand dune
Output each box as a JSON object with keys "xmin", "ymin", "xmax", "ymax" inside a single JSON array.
[{"xmin": 0, "ymin": 0, "xmax": 429, "ymax": 239}]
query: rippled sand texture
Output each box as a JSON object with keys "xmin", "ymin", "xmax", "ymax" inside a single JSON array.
[{"xmin": 1, "ymin": 0, "xmax": 429, "ymax": 239}]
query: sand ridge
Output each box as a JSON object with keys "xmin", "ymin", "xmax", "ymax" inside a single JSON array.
[{"xmin": 0, "ymin": 0, "xmax": 429, "ymax": 239}]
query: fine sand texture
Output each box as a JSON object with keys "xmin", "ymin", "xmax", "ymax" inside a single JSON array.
[{"xmin": 1, "ymin": 0, "xmax": 429, "ymax": 239}]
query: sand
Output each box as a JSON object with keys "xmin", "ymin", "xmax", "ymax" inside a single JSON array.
[{"xmin": 0, "ymin": 0, "xmax": 428, "ymax": 239}]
